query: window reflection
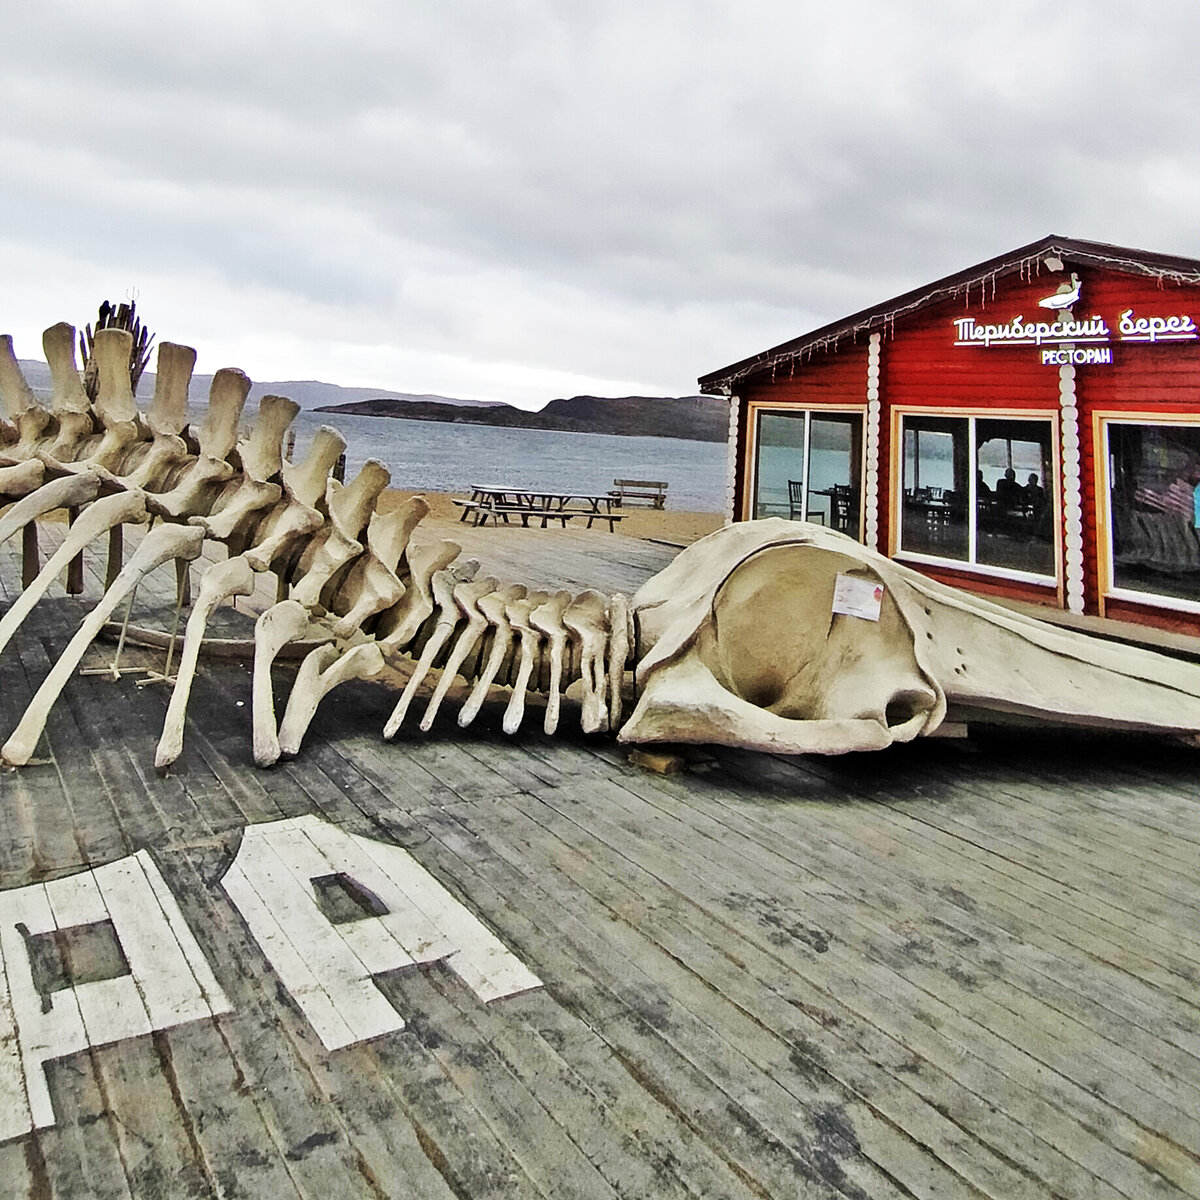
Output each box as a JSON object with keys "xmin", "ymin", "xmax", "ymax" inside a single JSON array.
[
  {"xmin": 752, "ymin": 410, "xmax": 863, "ymax": 538},
  {"xmin": 899, "ymin": 414, "xmax": 1055, "ymax": 578},
  {"xmin": 1108, "ymin": 423, "xmax": 1200, "ymax": 604},
  {"xmin": 901, "ymin": 417, "xmax": 968, "ymax": 560},
  {"xmin": 975, "ymin": 419, "xmax": 1055, "ymax": 576}
]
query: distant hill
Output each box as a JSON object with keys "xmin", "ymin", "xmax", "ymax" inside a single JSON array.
[
  {"xmin": 15, "ymin": 360, "xmax": 499, "ymax": 411},
  {"xmin": 314, "ymin": 393, "xmax": 730, "ymax": 442},
  {"xmin": 230, "ymin": 380, "xmax": 502, "ymax": 410},
  {"xmin": 12, "ymin": 358, "xmax": 727, "ymax": 441}
]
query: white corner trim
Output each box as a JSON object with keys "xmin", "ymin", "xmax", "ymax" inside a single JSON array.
[
  {"xmin": 1058, "ymin": 364, "xmax": 1085, "ymax": 613},
  {"xmin": 865, "ymin": 334, "xmax": 882, "ymax": 550},
  {"xmin": 725, "ymin": 394, "xmax": 741, "ymax": 525}
]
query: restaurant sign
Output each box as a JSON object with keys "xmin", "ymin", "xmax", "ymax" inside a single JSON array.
[{"xmin": 953, "ymin": 307, "xmax": 1198, "ymax": 366}]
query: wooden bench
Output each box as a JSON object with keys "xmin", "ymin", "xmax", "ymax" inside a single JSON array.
[{"xmin": 608, "ymin": 479, "xmax": 668, "ymax": 509}]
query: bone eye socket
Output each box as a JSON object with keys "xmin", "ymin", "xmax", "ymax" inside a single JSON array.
[{"xmin": 885, "ymin": 690, "xmax": 931, "ymax": 728}]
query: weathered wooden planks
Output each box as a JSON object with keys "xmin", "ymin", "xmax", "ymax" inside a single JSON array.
[{"xmin": 0, "ymin": 523, "xmax": 1197, "ymax": 1200}]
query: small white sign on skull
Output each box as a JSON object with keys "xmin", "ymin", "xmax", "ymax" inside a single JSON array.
[{"xmin": 831, "ymin": 573, "xmax": 884, "ymax": 622}]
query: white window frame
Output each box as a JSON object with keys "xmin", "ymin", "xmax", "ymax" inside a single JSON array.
[
  {"xmin": 743, "ymin": 403, "xmax": 867, "ymax": 537},
  {"xmin": 1095, "ymin": 413, "xmax": 1200, "ymax": 616},
  {"xmin": 891, "ymin": 408, "xmax": 1061, "ymax": 587}
]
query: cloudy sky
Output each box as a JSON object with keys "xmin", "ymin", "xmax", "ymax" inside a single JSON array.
[{"xmin": 4, "ymin": 1, "xmax": 1199, "ymax": 407}]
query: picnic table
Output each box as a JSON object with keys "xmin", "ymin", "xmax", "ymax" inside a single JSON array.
[{"xmin": 454, "ymin": 486, "xmax": 625, "ymax": 531}]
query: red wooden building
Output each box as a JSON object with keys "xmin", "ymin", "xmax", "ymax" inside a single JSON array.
[{"xmin": 700, "ymin": 235, "xmax": 1200, "ymax": 635}]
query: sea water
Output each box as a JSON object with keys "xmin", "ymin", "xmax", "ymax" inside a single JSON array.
[{"xmin": 287, "ymin": 409, "xmax": 727, "ymax": 513}]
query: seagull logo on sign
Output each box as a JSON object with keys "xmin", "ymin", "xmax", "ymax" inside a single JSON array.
[
  {"xmin": 0, "ymin": 815, "xmax": 541, "ymax": 1141},
  {"xmin": 1037, "ymin": 272, "xmax": 1082, "ymax": 311}
]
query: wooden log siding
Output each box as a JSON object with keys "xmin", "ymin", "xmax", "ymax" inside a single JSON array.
[{"xmin": 725, "ymin": 252, "xmax": 1200, "ymax": 632}]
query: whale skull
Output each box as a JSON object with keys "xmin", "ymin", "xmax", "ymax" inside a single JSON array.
[{"xmin": 618, "ymin": 520, "xmax": 1200, "ymax": 754}]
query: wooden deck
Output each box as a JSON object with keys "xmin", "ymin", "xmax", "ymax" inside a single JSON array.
[{"xmin": 1, "ymin": 521, "xmax": 1198, "ymax": 1200}]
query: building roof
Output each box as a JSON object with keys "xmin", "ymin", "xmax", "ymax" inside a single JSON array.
[{"xmin": 698, "ymin": 234, "xmax": 1200, "ymax": 394}]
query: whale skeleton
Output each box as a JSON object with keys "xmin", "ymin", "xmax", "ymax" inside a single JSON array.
[
  {"xmin": 0, "ymin": 315, "xmax": 1199, "ymax": 774},
  {"xmin": 0, "ymin": 319, "xmax": 634, "ymax": 770}
]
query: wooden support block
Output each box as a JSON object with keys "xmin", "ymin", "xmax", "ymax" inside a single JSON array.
[
  {"xmin": 106, "ymin": 525, "xmax": 124, "ymax": 589},
  {"xmin": 21, "ymin": 522, "xmax": 39, "ymax": 588},
  {"xmin": 66, "ymin": 506, "xmax": 85, "ymax": 595},
  {"xmin": 175, "ymin": 557, "xmax": 192, "ymax": 607},
  {"xmin": 627, "ymin": 748, "xmax": 686, "ymax": 775},
  {"xmin": 926, "ymin": 722, "xmax": 969, "ymax": 739}
]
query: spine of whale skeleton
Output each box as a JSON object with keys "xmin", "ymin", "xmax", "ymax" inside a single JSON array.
[
  {"xmin": 0, "ymin": 323, "xmax": 632, "ymax": 770},
  {"xmin": 4, "ymin": 316, "xmax": 1200, "ymax": 772}
]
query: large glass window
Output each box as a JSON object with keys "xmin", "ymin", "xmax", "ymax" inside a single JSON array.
[
  {"xmin": 898, "ymin": 413, "xmax": 1055, "ymax": 578},
  {"xmin": 1106, "ymin": 422, "xmax": 1200, "ymax": 605},
  {"xmin": 751, "ymin": 409, "xmax": 863, "ymax": 537}
]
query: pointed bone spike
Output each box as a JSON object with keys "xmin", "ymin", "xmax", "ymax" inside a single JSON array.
[
  {"xmin": 242, "ymin": 501, "xmax": 323, "ymax": 573},
  {"xmin": 147, "ymin": 341, "xmax": 197, "ymax": 437},
  {"xmin": 530, "ymin": 591, "xmax": 572, "ymax": 735},
  {"xmin": 1, "ymin": 523, "xmax": 204, "ymax": 767},
  {"xmin": 282, "ymin": 425, "xmax": 345, "ymax": 508},
  {"xmin": 375, "ymin": 539, "xmax": 462, "ymax": 651},
  {"xmin": 92, "ymin": 327, "xmax": 138, "ymax": 426},
  {"xmin": 0, "ymin": 472, "xmax": 101, "ymax": 545},
  {"xmin": 155, "ymin": 554, "xmax": 257, "ymax": 770},
  {"xmin": 606, "ymin": 593, "xmax": 632, "ymax": 731},
  {"xmin": 288, "ymin": 523, "xmax": 364, "ymax": 610},
  {"xmin": 502, "ymin": 591, "xmax": 549, "ymax": 735},
  {"xmin": 277, "ymin": 642, "xmax": 385, "ymax": 758},
  {"xmin": 382, "ymin": 567, "xmax": 471, "ymax": 738},
  {"xmin": 189, "ymin": 478, "xmax": 282, "ymax": 541},
  {"xmin": 0, "ymin": 491, "xmax": 149, "ymax": 661},
  {"xmin": 240, "ymin": 394, "xmax": 299, "ymax": 482},
  {"xmin": 419, "ymin": 575, "xmax": 499, "ymax": 731},
  {"xmin": 328, "ymin": 458, "xmax": 391, "ymax": 540},
  {"xmin": 251, "ymin": 600, "xmax": 311, "ymax": 767},
  {"xmin": 0, "ymin": 459, "xmax": 45, "ymax": 499},
  {"xmin": 564, "ymin": 589, "xmax": 611, "ymax": 734},
  {"xmin": 198, "ymin": 368, "xmax": 251, "ymax": 461},
  {"xmin": 43, "ymin": 323, "xmax": 90, "ymax": 414},
  {"xmin": 0, "ymin": 334, "xmax": 39, "ymax": 418},
  {"xmin": 144, "ymin": 367, "xmax": 250, "ymax": 519},
  {"xmin": 458, "ymin": 584, "xmax": 526, "ymax": 728},
  {"xmin": 327, "ymin": 554, "xmax": 405, "ymax": 641},
  {"xmin": 42, "ymin": 324, "xmax": 95, "ymax": 462},
  {"xmin": 367, "ymin": 496, "xmax": 429, "ymax": 571},
  {"xmin": 285, "ymin": 458, "xmax": 394, "ymax": 608}
]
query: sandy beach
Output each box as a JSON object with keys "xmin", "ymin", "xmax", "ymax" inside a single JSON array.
[{"xmin": 379, "ymin": 488, "xmax": 726, "ymax": 546}]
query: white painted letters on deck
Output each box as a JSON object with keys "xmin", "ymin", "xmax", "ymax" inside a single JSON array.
[
  {"xmin": 220, "ymin": 815, "xmax": 542, "ymax": 1051},
  {"xmin": 0, "ymin": 816, "xmax": 541, "ymax": 1140},
  {"xmin": 0, "ymin": 850, "xmax": 231, "ymax": 1142}
]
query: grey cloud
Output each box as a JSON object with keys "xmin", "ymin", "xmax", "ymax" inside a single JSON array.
[{"xmin": 4, "ymin": 1, "xmax": 1200, "ymax": 402}]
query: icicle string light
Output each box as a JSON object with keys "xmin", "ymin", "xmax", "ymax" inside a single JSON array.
[{"xmin": 704, "ymin": 241, "xmax": 1200, "ymax": 394}]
